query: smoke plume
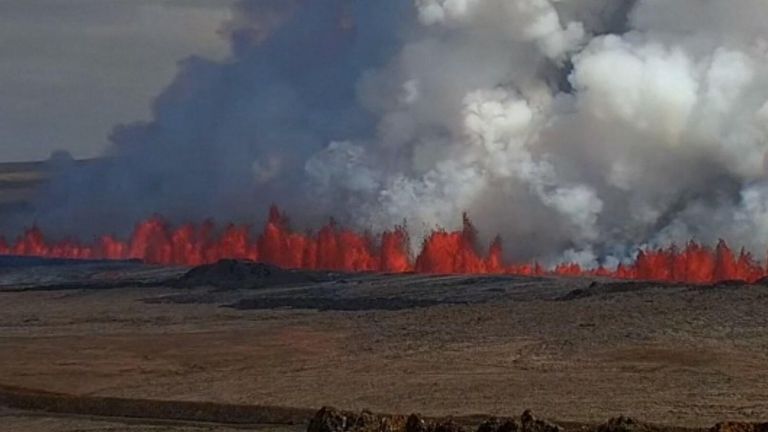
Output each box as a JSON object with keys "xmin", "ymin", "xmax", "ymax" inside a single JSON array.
[{"xmin": 22, "ymin": 0, "xmax": 768, "ymax": 267}]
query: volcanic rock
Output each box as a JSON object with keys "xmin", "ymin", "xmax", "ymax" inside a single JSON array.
[
  {"xmin": 596, "ymin": 417, "xmax": 654, "ymax": 432},
  {"xmin": 478, "ymin": 417, "xmax": 519, "ymax": 432},
  {"xmin": 478, "ymin": 418, "xmax": 505, "ymax": 432},
  {"xmin": 710, "ymin": 422, "xmax": 768, "ymax": 432},
  {"xmin": 308, "ymin": 407, "xmax": 407, "ymax": 432},
  {"xmin": 714, "ymin": 279, "xmax": 749, "ymax": 287},
  {"xmin": 348, "ymin": 410, "xmax": 379, "ymax": 432},
  {"xmin": 177, "ymin": 259, "xmax": 325, "ymax": 289},
  {"xmin": 309, "ymin": 407, "xmax": 350, "ymax": 432},
  {"xmin": 520, "ymin": 410, "xmax": 562, "ymax": 432},
  {"xmin": 381, "ymin": 415, "xmax": 408, "ymax": 432},
  {"xmin": 433, "ymin": 419, "xmax": 466, "ymax": 432},
  {"xmin": 557, "ymin": 281, "xmax": 660, "ymax": 301},
  {"xmin": 406, "ymin": 414, "xmax": 430, "ymax": 432}
]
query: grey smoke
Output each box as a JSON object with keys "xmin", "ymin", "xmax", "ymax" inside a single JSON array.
[{"xmin": 19, "ymin": 0, "xmax": 768, "ymax": 267}]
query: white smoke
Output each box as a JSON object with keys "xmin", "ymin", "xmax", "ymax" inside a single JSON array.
[{"xmin": 306, "ymin": 0, "xmax": 768, "ymax": 265}]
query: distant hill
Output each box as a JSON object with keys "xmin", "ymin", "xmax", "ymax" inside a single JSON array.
[
  {"xmin": 0, "ymin": 158, "xmax": 98, "ymax": 222},
  {"xmin": 0, "ymin": 160, "xmax": 49, "ymax": 217}
]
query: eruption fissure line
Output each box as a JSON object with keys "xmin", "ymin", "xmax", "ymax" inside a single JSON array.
[{"xmin": 0, "ymin": 206, "xmax": 764, "ymax": 284}]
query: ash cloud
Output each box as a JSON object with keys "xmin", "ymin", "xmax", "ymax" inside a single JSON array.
[{"xmin": 24, "ymin": 0, "xmax": 768, "ymax": 266}]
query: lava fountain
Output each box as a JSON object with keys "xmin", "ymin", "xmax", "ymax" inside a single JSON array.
[{"xmin": 1, "ymin": 206, "xmax": 766, "ymax": 285}]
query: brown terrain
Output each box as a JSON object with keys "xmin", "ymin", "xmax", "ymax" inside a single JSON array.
[{"xmin": 1, "ymin": 257, "xmax": 768, "ymax": 431}]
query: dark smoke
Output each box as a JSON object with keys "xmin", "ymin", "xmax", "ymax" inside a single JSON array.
[{"xmin": 26, "ymin": 0, "xmax": 414, "ymax": 237}]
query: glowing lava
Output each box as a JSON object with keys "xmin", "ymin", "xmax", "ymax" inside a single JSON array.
[{"xmin": 1, "ymin": 206, "xmax": 766, "ymax": 284}]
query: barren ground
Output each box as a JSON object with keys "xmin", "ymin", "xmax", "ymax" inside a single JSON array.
[{"xmin": 2, "ymin": 257, "xmax": 768, "ymax": 431}]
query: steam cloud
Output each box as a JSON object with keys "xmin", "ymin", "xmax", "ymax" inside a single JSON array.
[{"xmin": 23, "ymin": 0, "xmax": 768, "ymax": 266}]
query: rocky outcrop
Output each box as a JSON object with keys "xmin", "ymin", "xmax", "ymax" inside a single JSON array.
[
  {"xmin": 308, "ymin": 407, "xmax": 351, "ymax": 432},
  {"xmin": 520, "ymin": 410, "xmax": 562, "ymax": 432},
  {"xmin": 406, "ymin": 414, "xmax": 430, "ymax": 432},
  {"xmin": 308, "ymin": 407, "xmax": 407, "ymax": 432},
  {"xmin": 595, "ymin": 416, "xmax": 656, "ymax": 432},
  {"xmin": 477, "ymin": 417, "xmax": 519, "ymax": 432},
  {"xmin": 434, "ymin": 420, "xmax": 467, "ymax": 432},
  {"xmin": 710, "ymin": 422, "xmax": 768, "ymax": 432},
  {"xmin": 308, "ymin": 409, "xmax": 564, "ymax": 432},
  {"xmin": 308, "ymin": 407, "xmax": 768, "ymax": 432}
]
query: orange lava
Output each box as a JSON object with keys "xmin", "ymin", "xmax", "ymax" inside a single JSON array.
[{"xmin": 0, "ymin": 206, "xmax": 765, "ymax": 284}]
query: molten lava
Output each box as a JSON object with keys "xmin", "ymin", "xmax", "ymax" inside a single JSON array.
[{"xmin": 1, "ymin": 205, "xmax": 766, "ymax": 284}]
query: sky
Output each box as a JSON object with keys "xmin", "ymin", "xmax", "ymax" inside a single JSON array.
[{"xmin": 0, "ymin": 0, "xmax": 234, "ymax": 163}]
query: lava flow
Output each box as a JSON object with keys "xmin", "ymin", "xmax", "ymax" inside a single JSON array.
[{"xmin": 0, "ymin": 206, "xmax": 766, "ymax": 284}]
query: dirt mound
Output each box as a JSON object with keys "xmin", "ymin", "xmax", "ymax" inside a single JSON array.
[{"xmin": 177, "ymin": 259, "xmax": 328, "ymax": 289}]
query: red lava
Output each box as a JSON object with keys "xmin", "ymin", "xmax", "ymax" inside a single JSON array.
[{"xmin": 1, "ymin": 205, "xmax": 765, "ymax": 284}]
